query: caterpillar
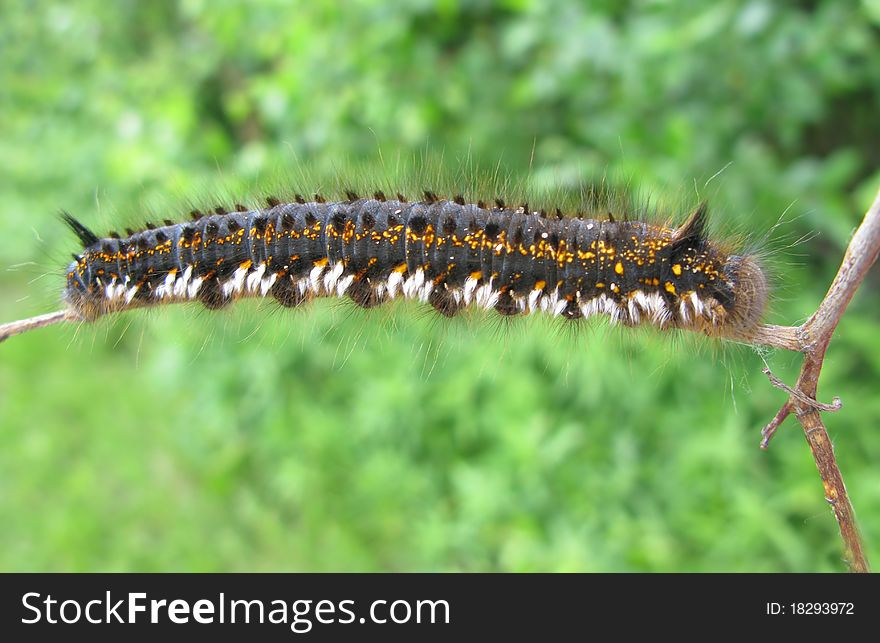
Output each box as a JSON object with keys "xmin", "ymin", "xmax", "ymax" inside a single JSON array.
[{"xmin": 38, "ymin": 189, "xmax": 768, "ymax": 342}]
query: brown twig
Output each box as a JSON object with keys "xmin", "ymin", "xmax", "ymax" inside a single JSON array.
[
  {"xmin": 0, "ymin": 310, "xmax": 73, "ymax": 344},
  {"xmin": 749, "ymin": 188, "xmax": 880, "ymax": 573}
]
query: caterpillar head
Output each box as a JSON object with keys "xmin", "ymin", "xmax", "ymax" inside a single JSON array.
[{"xmin": 716, "ymin": 253, "xmax": 768, "ymax": 339}]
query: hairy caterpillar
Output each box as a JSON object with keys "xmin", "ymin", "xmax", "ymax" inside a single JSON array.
[{"xmin": 30, "ymin": 189, "xmax": 769, "ymax": 343}]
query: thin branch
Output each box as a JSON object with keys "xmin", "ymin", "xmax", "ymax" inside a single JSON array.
[
  {"xmin": 749, "ymin": 324, "xmax": 803, "ymax": 352},
  {"xmin": 0, "ymin": 310, "xmax": 73, "ymax": 344},
  {"xmin": 762, "ymin": 367, "xmax": 841, "ymax": 413},
  {"xmin": 752, "ymin": 188, "xmax": 880, "ymax": 573},
  {"xmin": 760, "ymin": 400, "xmax": 791, "ymax": 450}
]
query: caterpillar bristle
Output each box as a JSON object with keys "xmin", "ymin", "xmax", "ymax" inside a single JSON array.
[
  {"xmin": 373, "ymin": 190, "xmax": 387, "ymax": 202},
  {"xmin": 329, "ymin": 212, "xmax": 346, "ymax": 233},
  {"xmin": 484, "ymin": 222, "xmax": 501, "ymax": 239},
  {"xmin": 671, "ymin": 201, "xmax": 709, "ymax": 245},
  {"xmin": 407, "ymin": 214, "xmax": 428, "ymax": 234},
  {"xmin": 234, "ymin": 203, "xmax": 248, "ymax": 213},
  {"xmin": 61, "ymin": 212, "xmax": 99, "ymax": 247},
  {"xmin": 251, "ymin": 215, "xmax": 268, "ymax": 232}
]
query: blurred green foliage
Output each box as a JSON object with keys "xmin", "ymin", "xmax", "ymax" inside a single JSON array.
[{"xmin": 1, "ymin": 0, "xmax": 879, "ymax": 571}]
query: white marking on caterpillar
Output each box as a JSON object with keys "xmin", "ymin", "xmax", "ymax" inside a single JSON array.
[
  {"xmin": 384, "ymin": 271, "xmax": 400, "ymax": 298},
  {"xmin": 418, "ymin": 281, "xmax": 433, "ymax": 303},
  {"xmin": 603, "ymin": 295, "xmax": 621, "ymax": 324},
  {"xmin": 223, "ymin": 266, "xmax": 249, "ymax": 297},
  {"xmin": 462, "ymin": 277, "xmax": 478, "ymax": 305},
  {"xmin": 260, "ymin": 273, "xmax": 277, "ymax": 296},
  {"xmin": 402, "ymin": 269, "xmax": 425, "ymax": 299},
  {"xmin": 125, "ymin": 284, "xmax": 140, "ymax": 304},
  {"xmin": 322, "ymin": 261, "xmax": 343, "ymax": 294},
  {"xmin": 187, "ymin": 276, "xmax": 203, "ymax": 299},
  {"xmin": 245, "ymin": 262, "xmax": 266, "ymax": 293},
  {"xmin": 650, "ymin": 294, "xmax": 670, "ymax": 327},
  {"xmin": 552, "ymin": 294, "xmax": 568, "ymax": 317},
  {"xmin": 581, "ymin": 296, "xmax": 600, "ymax": 320},
  {"xmin": 173, "ymin": 266, "xmax": 192, "ymax": 298},
  {"xmin": 527, "ymin": 288, "xmax": 542, "ymax": 313},
  {"xmin": 679, "ymin": 297, "xmax": 692, "ymax": 325},
  {"xmin": 475, "ymin": 281, "xmax": 499, "ymax": 309},
  {"xmin": 104, "ymin": 279, "xmax": 116, "ymax": 301},
  {"xmin": 336, "ymin": 274, "xmax": 354, "ymax": 297},
  {"xmin": 690, "ymin": 291, "xmax": 704, "ymax": 318},
  {"xmin": 309, "ymin": 265, "xmax": 326, "ymax": 294}
]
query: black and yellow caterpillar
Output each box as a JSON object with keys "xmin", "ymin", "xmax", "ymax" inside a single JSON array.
[{"xmin": 63, "ymin": 191, "xmax": 768, "ymax": 339}]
